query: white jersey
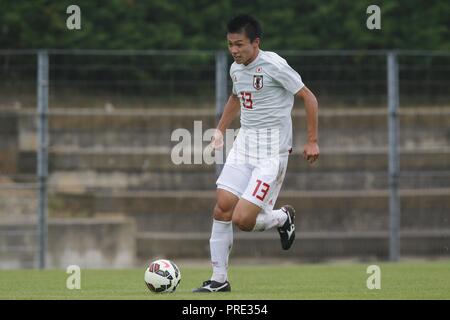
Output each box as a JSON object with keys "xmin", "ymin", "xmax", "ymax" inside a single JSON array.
[{"xmin": 230, "ymin": 49, "xmax": 304, "ymax": 159}]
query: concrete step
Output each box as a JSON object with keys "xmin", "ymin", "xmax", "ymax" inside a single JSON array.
[
  {"xmin": 17, "ymin": 149, "xmax": 450, "ymax": 173},
  {"xmin": 15, "ymin": 108, "xmax": 450, "ymax": 149},
  {"xmin": 48, "ymin": 171, "xmax": 217, "ymax": 192},
  {"xmin": 17, "ymin": 107, "xmax": 450, "ymax": 131},
  {"xmin": 31, "ymin": 127, "xmax": 447, "ymax": 151},
  {"xmin": 0, "ymin": 221, "xmax": 37, "ymax": 268},
  {"xmin": 0, "ymin": 187, "xmax": 37, "ymax": 217},
  {"xmin": 136, "ymin": 230, "xmax": 450, "ymax": 261},
  {"xmin": 18, "ymin": 128, "xmax": 443, "ymax": 152},
  {"xmin": 43, "ymin": 170, "xmax": 450, "ymax": 191},
  {"xmin": 307, "ymin": 129, "xmax": 448, "ymax": 150},
  {"xmin": 283, "ymin": 171, "xmax": 450, "ymax": 190},
  {"xmin": 50, "ymin": 189, "xmax": 450, "ymax": 232}
]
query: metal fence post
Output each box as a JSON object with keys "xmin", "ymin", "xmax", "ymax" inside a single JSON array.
[
  {"xmin": 37, "ymin": 50, "xmax": 49, "ymax": 269},
  {"xmin": 215, "ymin": 50, "xmax": 228, "ymax": 177},
  {"xmin": 387, "ymin": 51, "xmax": 401, "ymax": 261}
]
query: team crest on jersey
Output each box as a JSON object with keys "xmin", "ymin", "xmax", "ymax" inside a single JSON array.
[{"xmin": 253, "ymin": 75, "xmax": 263, "ymax": 90}]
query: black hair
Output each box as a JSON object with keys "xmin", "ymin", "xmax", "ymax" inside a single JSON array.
[{"xmin": 227, "ymin": 14, "xmax": 262, "ymax": 42}]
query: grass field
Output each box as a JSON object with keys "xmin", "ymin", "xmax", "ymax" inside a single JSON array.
[{"xmin": 1, "ymin": 260, "xmax": 449, "ymax": 300}]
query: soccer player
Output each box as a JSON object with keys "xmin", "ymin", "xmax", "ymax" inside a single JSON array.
[{"xmin": 193, "ymin": 14, "xmax": 319, "ymax": 292}]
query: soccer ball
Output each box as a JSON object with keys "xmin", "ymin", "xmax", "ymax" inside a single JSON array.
[{"xmin": 144, "ymin": 259, "xmax": 181, "ymax": 293}]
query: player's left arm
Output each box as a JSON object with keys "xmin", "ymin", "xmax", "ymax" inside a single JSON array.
[{"xmin": 296, "ymin": 86, "xmax": 319, "ymax": 164}]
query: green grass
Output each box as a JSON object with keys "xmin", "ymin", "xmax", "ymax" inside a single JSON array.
[{"xmin": 1, "ymin": 260, "xmax": 449, "ymax": 300}]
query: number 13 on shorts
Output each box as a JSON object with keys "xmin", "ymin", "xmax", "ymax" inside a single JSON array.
[{"xmin": 252, "ymin": 179, "xmax": 270, "ymax": 201}]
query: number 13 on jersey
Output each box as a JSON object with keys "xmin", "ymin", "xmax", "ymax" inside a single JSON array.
[
  {"xmin": 239, "ymin": 91, "xmax": 253, "ymax": 109},
  {"xmin": 252, "ymin": 179, "xmax": 270, "ymax": 201}
]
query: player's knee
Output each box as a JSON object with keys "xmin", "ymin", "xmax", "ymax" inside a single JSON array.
[
  {"xmin": 232, "ymin": 213, "xmax": 253, "ymax": 232},
  {"xmin": 213, "ymin": 203, "xmax": 233, "ymax": 222}
]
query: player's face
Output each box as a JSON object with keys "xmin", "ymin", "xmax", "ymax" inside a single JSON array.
[{"xmin": 227, "ymin": 32, "xmax": 259, "ymax": 65}]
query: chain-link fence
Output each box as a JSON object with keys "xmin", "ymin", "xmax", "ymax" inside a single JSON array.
[{"xmin": 0, "ymin": 49, "xmax": 449, "ymax": 268}]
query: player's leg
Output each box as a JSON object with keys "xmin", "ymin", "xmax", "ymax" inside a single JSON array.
[
  {"xmin": 251, "ymin": 155, "xmax": 289, "ymax": 232},
  {"xmin": 193, "ymin": 188, "xmax": 238, "ymax": 293},
  {"xmin": 231, "ymin": 198, "xmax": 262, "ymax": 231},
  {"xmin": 252, "ymin": 206, "xmax": 292, "ymax": 232},
  {"xmin": 255, "ymin": 155, "xmax": 296, "ymax": 250},
  {"xmin": 233, "ymin": 176, "xmax": 288, "ymax": 233},
  {"xmin": 232, "ymin": 180, "xmax": 294, "ymax": 249},
  {"xmin": 193, "ymin": 159, "xmax": 251, "ymax": 293},
  {"xmin": 254, "ymin": 204, "xmax": 296, "ymax": 250},
  {"xmin": 240, "ymin": 155, "xmax": 296, "ymax": 250},
  {"xmin": 209, "ymin": 188, "xmax": 238, "ymax": 283}
]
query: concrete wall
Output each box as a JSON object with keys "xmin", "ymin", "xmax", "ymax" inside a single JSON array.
[
  {"xmin": 0, "ymin": 217, "xmax": 136, "ymax": 269},
  {"xmin": 0, "ymin": 112, "xmax": 18, "ymax": 174},
  {"xmin": 1, "ymin": 108, "xmax": 449, "ymax": 266}
]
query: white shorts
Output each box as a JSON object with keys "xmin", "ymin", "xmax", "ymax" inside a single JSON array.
[{"xmin": 216, "ymin": 147, "xmax": 289, "ymax": 213}]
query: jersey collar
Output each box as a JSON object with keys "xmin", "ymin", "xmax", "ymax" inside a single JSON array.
[{"xmin": 243, "ymin": 49, "xmax": 263, "ymax": 68}]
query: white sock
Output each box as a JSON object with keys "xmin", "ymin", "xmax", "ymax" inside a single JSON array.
[
  {"xmin": 209, "ymin": 219, "xmax": 233, "ymax": 283},
  {"xmin": 252, "ymin": 208, "xmax": 287, "ymax": 232}
]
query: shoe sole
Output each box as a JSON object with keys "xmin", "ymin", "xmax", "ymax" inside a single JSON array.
[{"xmin": 192, "ymin": 283, "xmax": 231, "ymax": 293}]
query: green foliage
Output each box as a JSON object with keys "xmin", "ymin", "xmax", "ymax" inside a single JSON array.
[{"xmin": 0, "ymin": 0, "xmax": 448, "ymax": 50}]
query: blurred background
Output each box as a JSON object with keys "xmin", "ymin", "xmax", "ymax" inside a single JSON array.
[{"xmin": 0, "ymin": 0, "xmax": 449, "ymax": 269}]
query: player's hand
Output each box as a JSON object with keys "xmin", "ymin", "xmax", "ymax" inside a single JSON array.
[
  {"xmin": 210, "ymin": 129, "xmax": 224, "ymax": 150},
  {"xmin": 303, "ymin": 141, "xmax": 319, "ymax": 164}
]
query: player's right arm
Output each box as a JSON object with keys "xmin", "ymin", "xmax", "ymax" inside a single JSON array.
[{"xmin": 211, "ymin": 94, "xmax": 240, "ymax": 149}]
